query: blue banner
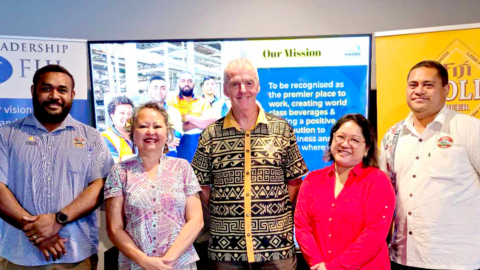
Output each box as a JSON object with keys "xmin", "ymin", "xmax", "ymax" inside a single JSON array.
[{"xmin": 257, "ymin": 65, "xmax": 368, "ymax": 171}]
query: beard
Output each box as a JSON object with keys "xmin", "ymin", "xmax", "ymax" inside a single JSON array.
[
  {"xmin": 32, "ymin": 92, "xmax": 72, "ymax": 124},
  {"xmin": 180, "ymin": 85, "xmax": 194, "ymax": 97}
]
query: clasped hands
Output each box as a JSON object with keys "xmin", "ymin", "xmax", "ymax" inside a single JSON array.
[{"xmin": 22, "ymin": 213, "xmax": 67, "ymax": 262}]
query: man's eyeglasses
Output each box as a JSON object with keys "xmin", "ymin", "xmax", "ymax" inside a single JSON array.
[{"xmin": 333, "ymin": 133, "xmax": 365, "ymax": 148}]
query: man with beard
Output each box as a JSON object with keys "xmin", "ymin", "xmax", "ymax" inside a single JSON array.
[
  {"xmin": 167, "ymin": 71, "xmax": 215, "ymax": 162},
  {"xmin": 0, "ymin": 65, "xmax": 114, "ymax": 269},
  {"xmin": 148, "ymin": 76, "xmax": 183, "ymax": 157},
  {"xmin": 102, "ymin": 95, "xmax": 135, "ymax": 163}
]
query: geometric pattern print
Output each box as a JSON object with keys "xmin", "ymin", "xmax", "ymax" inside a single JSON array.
[{"xmin": 192, "ymin": 113, "xmax": 309, "ymax": 262}]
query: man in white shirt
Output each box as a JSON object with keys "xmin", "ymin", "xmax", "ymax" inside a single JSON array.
[{"xmin": 380, "ymin": 60, "xmax": 480, "ymax": 269}]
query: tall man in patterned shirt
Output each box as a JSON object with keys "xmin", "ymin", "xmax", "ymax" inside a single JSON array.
[
  {"xmin": 0, "ymin": 65, "xmax": 114, "ymax": 269},
  {"xmin": 192, "ymin": 58, "xmax": 308, "ymax": 269}
]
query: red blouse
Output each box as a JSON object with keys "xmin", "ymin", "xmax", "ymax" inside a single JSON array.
[{"xmin": 295, "ymin": 163, "xmax": 395, "ymax": 270}]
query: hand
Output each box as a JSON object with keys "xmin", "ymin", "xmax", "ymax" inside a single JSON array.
[
  {"xmin": 139, "ymin": 256, "xmax": 174, "ymax": 270},
  {"xmin": 22, "ymin": 214, "xmax": 63, "ymax": 244},
  {"xmin": 167, "ymin": 137, "xmax": 180, "ymax": 148},
  {"xmin": 182, "ymin": 115, "xmax": 191, "ymax": 123},
  {"xmin": 311, "ymin": 262, "xmax": 327, "ymax": 270},
  {"xmin": 37, "ymin": 234, "xmax": 68, "ymax": 261}
]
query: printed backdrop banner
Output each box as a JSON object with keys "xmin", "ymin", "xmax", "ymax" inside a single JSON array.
[
  {"xmin": 0, "ymin": 35, "xmax": 92, "ymax": 126},
  {"xmin": 376, "ymin": 23, "xmax": 480, "ymax": 141}
]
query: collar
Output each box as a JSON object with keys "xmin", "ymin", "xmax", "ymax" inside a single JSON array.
[
  {"xmin": 23, "ymin": 113, "xmax": 76, "ymax": 132},
  {"xmin": 178, "ymin": 93, "xmax": 196, "ymax": 101},
  {"xmin": 402, "ymin": 105, "xmax": 448, "ymax": 133},
  {"xmin": 203, "ymin": 95, "xmax": 219, "ymax": 104},
  {"xmin": 111, "ymin": 125, "xmax": 122, "ymax": 137},
  {"xmin": 222, "ymin": 106, "xmax": 268, "ymax": 131},
  {"xmin": 326, "ymin": 162, "xmax": 366, "ymax": 181}
]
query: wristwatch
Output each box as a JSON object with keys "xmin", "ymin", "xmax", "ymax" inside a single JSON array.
[{"xmin": 55, "ymin": 211, "xmax": 69, "ymax": 226}]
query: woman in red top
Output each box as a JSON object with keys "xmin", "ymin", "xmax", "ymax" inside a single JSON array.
[{"xmin": 295, "ymin": 114, "xmax": 395, "ymax": 270}]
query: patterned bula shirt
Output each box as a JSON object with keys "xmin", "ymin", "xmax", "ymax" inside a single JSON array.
[
  {"xmin": 192, "ymin": 109, "xmax": 309, "ymax": 263},
  {"xmin": 104, "ymin": 155, "xmax": 201, "ymax": 269}
]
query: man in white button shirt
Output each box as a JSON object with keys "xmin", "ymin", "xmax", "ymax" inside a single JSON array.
[{"xmin": 380, "ymin": 60, "xmax": 480, "ymax": 270}]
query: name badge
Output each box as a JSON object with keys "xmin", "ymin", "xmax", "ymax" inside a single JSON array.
[
  {"xmin": 437, "ymin": 136, "xmax": 453, "ymax": 149},
  {"xmin": 73, "ymin": 137, "xmax": 86, "ymax": 148},
  {"xmin": 26, "ymin": 136, "xmax": 37, "ymax": 145}
]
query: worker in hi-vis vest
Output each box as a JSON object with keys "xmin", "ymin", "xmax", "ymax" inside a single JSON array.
[{"xmin": 102, "ymin": 96, "xmax": 136, "ymax": 163}]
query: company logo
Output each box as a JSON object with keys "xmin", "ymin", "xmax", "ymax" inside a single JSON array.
[
  {"xmin": 437, "ymin": 136, "xmax": 453, "ymax": 149},
  {"xmin": 435, "ymin": 39, "xmax": 480, "ymax": 119},
  {"xmin": 345, "ymin": 46, "xmax": 361, "ymax": 56},
  {"xmin": 0, "ymin": 56, "xmax": 13, "ymax": 84}
]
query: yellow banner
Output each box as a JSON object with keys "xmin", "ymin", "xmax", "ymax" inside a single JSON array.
[{"xmin": 376, "ymin": 27, "xmax": 480, "ymax": 141}]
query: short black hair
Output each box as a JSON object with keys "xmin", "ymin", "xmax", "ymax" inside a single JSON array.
[
  {"xmin": 201, "ymin": 76, "xmax": 214, "ymax": 87},
  {"xmin": 107, "ymin": 96, "xmax": 134, "ymax": 119},
  {"xmin": 150, "ymin": 76, "xmax": 166, "ymax": 83},
  {"xmin": 324, "ymin": 114, "xmax": 378, "ymax": 168},
  {"xmin": 407, "ymin": 60, "xmax": 449, "ymax": 87},
  {"xmin": 33, "ymin": 64, "xmax": 75, "ymax": 90}
]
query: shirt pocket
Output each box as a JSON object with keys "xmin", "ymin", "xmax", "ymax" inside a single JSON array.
[
  {"xmin": 428, "ymin": 143, "xmax": 464, "ymax": 183},
  {"xmin": 66, "ymin": 148, "xmax": 92, "ymax": 175}
]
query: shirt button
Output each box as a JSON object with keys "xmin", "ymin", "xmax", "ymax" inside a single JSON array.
[
  {"xmin": 246, "ymin": 150, "xmax": 250, "ymax": 153},
  {"xmin": 410, "ymin": 193, "xmax": 413, "ymax": 197},
  {"xmin": 153, "ymin": 198, "xmax": 156, "ymax": 201},
  {"xmin": 246, "ymin": 172, "xmax": 250, "ymax": 176},
  {"xmin": 332, "ymin": 204, "xmax": 335, "ymax": 207},
  {"xmin": 328, "ymin": 234, "xmax": 331, "ymax": 237},
  {"xmin": 409, "ymin": 231, "xmax": 413, "ymax": 235},
  {"xmin": 153, "ymin": 237, "xmax": 156, "ymax": 240},
  {"xmin": 246, "ymin": 213, "xmax": 250, "ymax": 217},
  {"xmin": 247, "ymin": 233, "xmax": 251, "ymax": 237},
  {"xmin": 246, "ymin": 193, "xmax": 250, "ymax": 197},
  {"xmin": 151, "ymin": 185, "xmax": 155, "ymax": 188},
  {"xmin": 412, "ymin": 175, "xmax": 416, "ymax": 178},
  {"xmin": 153, "ymin": 211, "xmax": 156, "ymax": 214},
  {"xmin": 328, "ymin": 250, "xmax": 331, "ymax": 253},
  {"xmin": 153, "ymin": 224, "xmax": 156, "ymax": 227},
  {"xmin": 329, "ymin": 218, "xmax": 332, "ymax": 221},
  {"xmin": 408, "ymin": 212, "xmax": 412, "ymax": 215},
  {"xmin": 47, "ymin": 177, "xmax": 51, "ymax": 181},
  {"xmin": 415, "ymin": 156, "xmax": 419, "ymax": 160},
  {"xmin": 419, "ymin": 139, "xmax": 423, "ymax": 142},
  {"xmin": 246, "ymin": 134, "xmax": 250, "ymax": 137}
]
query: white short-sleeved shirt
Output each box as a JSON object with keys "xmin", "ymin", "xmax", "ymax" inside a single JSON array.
[{"xmin": 380, "ymin": 106, "xmax": 480, "ymax": 269}]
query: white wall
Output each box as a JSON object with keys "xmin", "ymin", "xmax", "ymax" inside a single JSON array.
[
  {"xmin": 1, "ymin": 0, "xmax": 479, "ymax": 41},
  {"xmin": 1, "ymin": 0, "xmax": 479, "ymax": 89}
]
